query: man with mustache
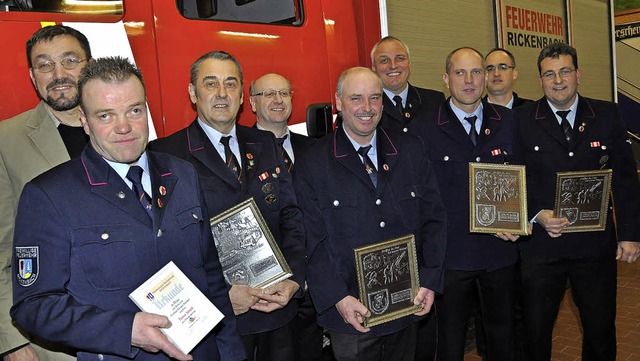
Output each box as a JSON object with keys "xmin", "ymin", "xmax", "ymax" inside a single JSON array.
[
  {"xmin": 417, "ymin": 47, "xmax": 520, "ymax": 360},
  {"xmin": 0, "ymin": 25, "xmax": 91, "ymax": 361},
  {"xmin": 150, "ymin": 51, "xmax": 305, "ymax": 361}
]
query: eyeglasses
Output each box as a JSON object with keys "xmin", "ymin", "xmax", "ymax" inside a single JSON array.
[
  {"xmin": 251, "ymin": 89, "xmax": 293, "ymax": 98},
  {"xmin": 33, "ymin": 58, "xmax": 87, "ymax": 73},
  {"xmin": 541, "ymin": 68, "xmax": 576, "ymax": 80},
  {"xmin": 486, "ymin": 64, "xmax": 515, "ymax": 72}
]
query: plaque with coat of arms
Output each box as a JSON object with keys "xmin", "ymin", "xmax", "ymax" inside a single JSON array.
[
  {"xmin": 554, "ymin": 169, "xmax": 612, "ymax": 232},
  {"xmin": 354, "ymin": 235, "xmax": 420, "ymax": 327},
  {"xmin": 469, "ymin": 163, "xmax": 528, "ymax": 235},
  {"xmin": 210, "ymin": 198, "xmax": 292, "ymax": 288}
]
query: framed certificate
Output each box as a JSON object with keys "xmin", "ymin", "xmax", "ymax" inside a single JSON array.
[
  {"xmin": 210, "ymin": 198, "xmax": 292, "ymax": 288},
  {"xmin": 469, "ymin": 163, "xmax": 528, "ymax": 235},
  {"xmin": 554, "ymin": 169, "xmax": 613, "ymax": 232},
  {"xmin": 354, "ymin": 235, "xmax": 420, "ymax": 327}
]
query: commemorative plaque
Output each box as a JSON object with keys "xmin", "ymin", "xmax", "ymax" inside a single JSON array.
[
  {"xmin": 210, "ymin": 198, "xmax": 292, "ymax": 289},
  {"xmin": 469, "ymin": 163, "xmax": 528, "ymax": 235},
  {"xmin": 354, "ymin": 235, "xmax": 420, "ymax": 327},
  {"xmin": 554, "ymin": 169, "xmax": 612, "ymax": 232}
]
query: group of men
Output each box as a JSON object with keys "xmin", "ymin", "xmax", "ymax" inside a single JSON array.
[{"xmin": 0, "ymin": 25, "xmax": 638, "ymax": 361}]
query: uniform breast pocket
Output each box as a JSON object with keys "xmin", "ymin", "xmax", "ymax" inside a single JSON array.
[
  {"xmin": 393, "ymin": 185, "xmax": 423, "ymax": 229},
  {"xmin": 175, "ymin": 206, "xmax": 205, "ymax": 268},
  {"xmin": 318, "ymin": 191, "xmax": 358, "ymax": 238},
  {"xmin": 72, "ymin": 225, "xmax": 139, "ymax": 291}
]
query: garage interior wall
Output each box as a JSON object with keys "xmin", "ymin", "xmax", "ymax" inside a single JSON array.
[{"xmin": 385, "ymin": 0, "xmax": 613, "ymax": 102}]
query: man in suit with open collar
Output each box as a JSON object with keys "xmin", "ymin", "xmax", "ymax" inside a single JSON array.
[
  {"xmin": 248, "ymin": 72, "xmax": 321, "ymax": 361},
  {"xmin": 149, "ymin": 51, "xmax": 305, "ymax": 361},
  {"xmin": 0, "ymin": 25, "xmax": 92, "ymax": 361},
  {"xmin": 515, "ymin": 43, "xmax": 640, "ymax": 361},
  {"xmin": 11, "ymin": 56, "xmax": 244, "ymax": 361},
  {"xmin": 371, "ymin": 36, "xmax": 445, "ymax": 135},
  {"xmin": 295, "ymin": 67, "xmax": 447, "ymax": 361},
  {"xmin": 418, "ymin": 47, "xmax": 521, "ymax": 361}
]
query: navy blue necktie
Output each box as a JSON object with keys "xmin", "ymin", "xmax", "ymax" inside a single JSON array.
[
  {"xmin": 126, "ymin": 165, "xmax": 153, "ymax": 218},
  {"xmin": 465, "ymin": 115, "xmax": 478, "ymax": 145},
  {"xmin": 557, "ymin": 110, "xmax": 572, "ymax": 144},
  {"xmin": 277, "ymin": 134, "xmax": 293, "ymax": 173},
  {"xmin": 220, "ymin": 135, "xmax": 242, "ymax": 182},
  {"xmin": 357, "ymin": 145, "xmax": 377, "ymax": 187},
  {"xmin": 393, "ymin": 95, "xmax": 404, "ymax": 115}
]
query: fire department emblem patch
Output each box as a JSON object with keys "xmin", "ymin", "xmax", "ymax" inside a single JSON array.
[{"xmin": 15, "ymin": 246, "xmax": 39, "ymax": 287}]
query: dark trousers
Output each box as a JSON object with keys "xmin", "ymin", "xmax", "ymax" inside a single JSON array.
[
  {"xmin": 436, "ymin": 265, "xmax": 517, "ymax": 361},
  {"xmin": 293, "ymin": 292, "xmax": 324, "ymax": 361},
  {"xmin": 520, "ymin": 255, "xmax": 617, "ymax": 361},
  {"xmin": 330, "ymin": 323, "xmax": 417, "ymax": 361},
  {"xmin": 241, "ymin": 322, "xmax": 295, "ymax": 361},
  {"xmin": 414, "ymin": 311, "xmax": 437, "ymax": 360}
]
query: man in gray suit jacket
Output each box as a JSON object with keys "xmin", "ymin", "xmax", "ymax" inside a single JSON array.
[{"xmin": 0, "ymin": 25, "xmax": 91, "ymax": 361}]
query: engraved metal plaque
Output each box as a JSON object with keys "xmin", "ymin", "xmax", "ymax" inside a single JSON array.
[
  {"xmin": 354, "ymin": 235, "xmax": 420, "ymax": 327},
  {"xmin": 210, "ymin": 198, "xmax": 292, "ymax": 288},
  {"xmin": 554, "ymin": 169, "xmax": 613, "ymax": 232},
  {"xmin": 469, "ymin": 163, "xmax": 528, "ymax": 235}
]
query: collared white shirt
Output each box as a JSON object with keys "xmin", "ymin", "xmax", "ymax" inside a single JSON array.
[
  {"xmin": 344, "ymin": 129, "xmax": 378, "ymax": 169},
  {"xmin": 256, "ymin": 124, "xmax": 295, "ymax": 164},
  {"xmin": 450, "ymin": 99, "xmax": 483, "ymax": 135},
  {"xmin": 487, "ymin": 94, "xmax": 515, "ymax": 109},
  {"xmin": 105, "ymin": 152, "xmax": 152, "ymax": 195},
  {"xmin": 547, "ymin": 95, "xmax": 579, "ymax": 128},
  {"xmin": 198, "ymin": 119, "xmax": 242, "ymax": 167}
]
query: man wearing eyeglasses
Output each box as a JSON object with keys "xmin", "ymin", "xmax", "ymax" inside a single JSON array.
[
  {"xmin": 0, "ymin": 25, "xmax": 91, "ymax": 361},
  {"xmin": 149, "ymin": 52, "xmax": 305, "ymax": 361},
  {"xmin": 484, "ymin": 48, "xmax": 532, "ymax": 109},
  {"xmin": 248, "ymin": 73, "xmax": 321, "ymax": 361},
  {"xmin": 249, "ymin": 73, "xmax": 317, "ymax": 177},
  {"xmin": 371, "ymin": 36, "xmax": 444, "ymax": 135},
  {"xmin": 515, "ymin": 43, "xmax": 640, "ymax": 361}
]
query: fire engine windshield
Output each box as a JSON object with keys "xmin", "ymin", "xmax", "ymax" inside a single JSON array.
[
  {"xmin": 1, "ymin": 0, "xmax": 123, "ymax": 15},
  {"xmin": 177, "ymin": 0, "xmax": 302, "ymax": 26}
]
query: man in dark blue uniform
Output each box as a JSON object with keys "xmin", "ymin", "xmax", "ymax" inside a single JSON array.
[
  {"xmin": 515, "ymin": 43, "xmax": 640, "ymax": 361},
  {"xmin": 371, "ymin": 36, "xmax": 445, "ymax": 135},
  {"xmin": 295, "ymin": 67, "xmax": 447, "ymax": 361},
  {"xmin": 11, "ymin": 57, "xmax": 244, "ymax": 361},
  {"xmin": 484, "ymin": 48, "xmax": 533, "ymax": 109},
  {"xmin": 249, "ymin": 72, "xmax": 321, "ymax": 361},
  {"xmin": 418, "ymin": 47, "xmax": 521, "ymax": 361},
  {"xmin": 149, "ymin": 51, "xmax": 305, "ymax": 361}
]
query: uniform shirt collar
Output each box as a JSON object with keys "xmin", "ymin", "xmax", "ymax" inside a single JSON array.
[
  {"xmin": 105, "ymin": 152, "xmax": 151, "ymax": 194},
  {"xmin": 383, "ymin": 85, "xmax": 409, "ymax": 107},
  {"xmin": 547, "ymin": 94, "xmax": 579, "ymax": 127}
]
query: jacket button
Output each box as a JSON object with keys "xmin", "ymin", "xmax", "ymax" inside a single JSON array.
[
  {"xmin": 98, "ymin": 355, "xmax": 104, "ymax": 361},
  {"xmin": 534, "ymin": 146, "xmax": 539, "ymax": 151},
  {"xmin": 411, "ymin": 192, "xmax": 416, "ymax": 197},
  {"xmin": 444, "ymin": 156, "xmax": 449, "ymax": 161},
  {"xmin": 333, "ymin": 200, "xmax": 340, "ymax": 207},
  {"xmin": 569, "ymin": 152, "xmax": 574, "ymax": 157},
  {"xmin": 376, "ymin": 199, "xmax": 382, "ymax": 205},
  {"xmin": 476, "ymin": 157, "xmax": 481, "ymax": 162},
  {"xmin": 101, "ymin": 233, "xmax": 109, "ymax": 240},
  {"xmin": 379, "ymin": 221, "xmax": 386, "ymax": 228},
  {"xmin": 192, "ymin": 213, "xmax": 199, "ymax": 219},
  {"xmin": 403, "ymin": 127, "xmax": 408, "ymax": 133}
]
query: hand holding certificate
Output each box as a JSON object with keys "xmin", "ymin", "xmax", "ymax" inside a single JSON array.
[{"xmin": 129, "ymin": 261, "xmax": 225, "ymax": 354}]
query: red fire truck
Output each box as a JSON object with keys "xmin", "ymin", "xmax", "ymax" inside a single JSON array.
[{"xmin": 0, "ymin": 0, "xmax": 382, "ymax": 137}]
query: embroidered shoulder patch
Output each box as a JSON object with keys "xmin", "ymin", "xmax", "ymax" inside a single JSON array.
[{"xmin": 15, "ymin": 246, "xmax": 39, "ymax": 287}]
